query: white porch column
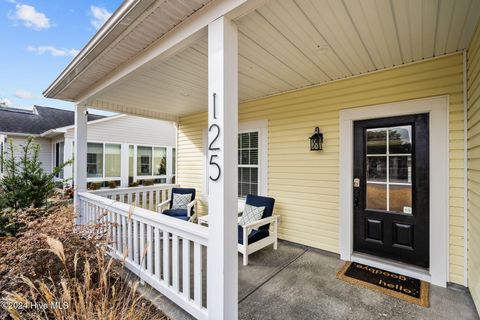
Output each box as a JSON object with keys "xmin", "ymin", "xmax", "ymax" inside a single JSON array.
[
  {"xmin": 63, "ymin": 138, "xmax": 74, "ymax": 186},
  {"xmin": 120, "ymin": 143, "xmax": 129, "ymax": 187},
  {"xmin": 207, "ymin": 16, "xmax": 238, "ymax": 320},
  {"xmin": 74, "ymin": 105, "xmax": 88, "ymax": 215}
]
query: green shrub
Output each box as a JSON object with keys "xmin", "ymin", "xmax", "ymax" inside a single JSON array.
[
  {"xmin": 0, "ymin": 211, "xmax": 21, "ymax": 237},
  {"xmin": 0, "ymin": 137, "xmax": 71, "ymax": 210},
  {"xmin": 143, "ymin": 179, "xmax": 154, "ymax": 186},
  {"xmin": 87, "ymin": 182, "xmax": 101, "ymax": 190}
]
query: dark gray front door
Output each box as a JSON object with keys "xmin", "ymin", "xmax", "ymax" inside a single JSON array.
[{"xmin": 353, "ymin": 114, "xmax": 429, "ymax": 268}]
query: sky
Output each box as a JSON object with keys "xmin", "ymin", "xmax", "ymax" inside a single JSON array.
[{"xmin": 0, "ymin": 0, "xmax": 122, "ymax": 113}]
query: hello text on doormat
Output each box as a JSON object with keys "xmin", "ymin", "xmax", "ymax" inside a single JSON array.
[{"xmin": 336, "ymin": 261, "xmax": 429, "ymax": 307}]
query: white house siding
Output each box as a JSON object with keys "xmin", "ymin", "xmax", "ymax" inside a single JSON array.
[
  {"xmin": 65, "ymin": 115, "xmax": 176, "ymax": 146},
  {"xmin": 63, "ymin": 115, "xmax": 177, "ymax": 187},
  {"xmin": 7, "ymin": 136, "xmax": 52, "ymax": 173}
]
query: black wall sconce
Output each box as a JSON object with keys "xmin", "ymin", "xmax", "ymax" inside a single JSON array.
[{"xmin": 309, "ymin": 127, "xmax": 323, "ymax": 151}]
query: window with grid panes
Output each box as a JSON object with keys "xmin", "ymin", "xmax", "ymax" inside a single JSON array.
[{"xmin": 238, "ymin": 131, "xmax": 259, "ymax": 198}]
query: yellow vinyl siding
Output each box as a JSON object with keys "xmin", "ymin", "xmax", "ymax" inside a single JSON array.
[
  {"xmin": 467, "ymin": 21, "xmax": 480, "ymax": 312},
  {"xmin": 178, "ymin": 53, "xmax": 466, "ymax": 284}
]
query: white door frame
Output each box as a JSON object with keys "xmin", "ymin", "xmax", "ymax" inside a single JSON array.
[{"xmin": 339, "ymin": 96, "xmax": 449, "ymax": 287}]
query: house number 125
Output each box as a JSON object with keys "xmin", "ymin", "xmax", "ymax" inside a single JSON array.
[{"xmin": 209, "ymin": 93, "xmax": 221, "ymax": 181}]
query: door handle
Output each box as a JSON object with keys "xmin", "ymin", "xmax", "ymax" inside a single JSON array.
[{"xmin": 353, "ymin": 178, "xmax": 360, "ymax": 208}]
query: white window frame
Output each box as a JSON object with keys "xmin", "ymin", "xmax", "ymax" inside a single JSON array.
[
  {"xmin": 238, "ymin": 130, "xmax": 260, "ymax": 198},
  {"xmin": 203, "ymin": 120, "xmax": 268, "ymax": 200},
  {"xmin": 133, "ymin": 144, "xmax": 169, "ymax": 182},
  {"xmin": 51, "ymin": 138, "xmax": 66, "ymax": 180},
  {"xmin": 54, "ymin": 141, "xmax": 65, "ymax": 179},
  {"xmin": 86, "ymin": 140, "xmax": 122, "ymax": 182}
]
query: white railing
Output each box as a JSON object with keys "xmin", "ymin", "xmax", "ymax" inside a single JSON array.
[
  {"xmin": 90, "ymin": 184, "xmax": 179, "ymax": 211},
  {"xmin": 77, "ymin": 186, "xmax": 209, "ymax": 320}
]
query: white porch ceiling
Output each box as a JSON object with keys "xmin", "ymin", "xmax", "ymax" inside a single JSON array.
[{"xmin": 83, "ymin": 0, "xmax": 480, "ymax": 118}]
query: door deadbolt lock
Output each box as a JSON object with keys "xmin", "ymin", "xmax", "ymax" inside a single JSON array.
[{"xmin": 353, "ymin": 178, "xmax": 360, "ymax": 188}]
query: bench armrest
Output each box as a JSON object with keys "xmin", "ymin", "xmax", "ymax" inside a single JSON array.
[
  {"xmin": 243, "ymin": 215, "xmax": 280, "ymax": 230},
  {"xmin": 186, "ymin": 199, "xmax": 198, "ymax": 217},
  {"xmin": 158, "ymin": 199, "xmax": 171, "ymax": 212}
]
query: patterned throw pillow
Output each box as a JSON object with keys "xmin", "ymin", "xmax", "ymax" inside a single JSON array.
[
  {"xmin": 171, "ymin": 193, "xmax": 192, "ymax": 210},
  {"xmin": 238, "ymin": 204, "xmax": 265, "ymax": 228}
]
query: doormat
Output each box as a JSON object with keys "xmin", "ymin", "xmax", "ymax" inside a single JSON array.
[{"xmin": 336, "ymin": 262, "xmax": 429, "ymax": 307}]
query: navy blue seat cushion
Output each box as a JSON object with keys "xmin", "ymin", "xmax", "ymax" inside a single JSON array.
[
  {"xmin": 244, "ymin": 195, "xmax": 275, "ymax": 231},
  {"xmin": 162, "ymin": 209, "xmax": 188, "ymax": 218},
  {"xmin": 238, "ymin": 225, "xmax": 270, "ymax": 245},
  {"xmin": 172, "ymin": 215, "xmax": 190, "ymax": 221}
]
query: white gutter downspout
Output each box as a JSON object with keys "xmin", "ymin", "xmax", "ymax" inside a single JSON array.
[{"xmin": 463, "ymin": 49, "xmax": 469, "ymax": 287}]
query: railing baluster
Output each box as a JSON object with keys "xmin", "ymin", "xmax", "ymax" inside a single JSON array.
[
  {"xmin": 92, "ymin": 204, "xmax": 96, "ymax": 223},
  {"xmin": 194, "ymin": 243, "xmax": 202, "ymax": 307},
  {"xmin": 183, "ymin": 238, "xmax": 190, "ymax": 299},
  {"xmin": 111, "ymin": 212, "xmax": 117, "ymax": 251},
  {"xmin": 116, "ymin": 212, "xmax": 122, "ymax": 253},
  {"xmin": 121, "ymin": 215, "xmax": 127, "ymax": 257},
  {"xmin": 127, "ymin": 193, "xmax": 132, "ymax": 204},
  {"xmin": 163, "ymin": 231, "xmax": 170, "ymax": 285},
  {"xmin": 86, "ymin": 201, "xmax": 89, "ymax": 224},
  {"xmin": 149, "ymin": 191, "xmax": 154, "ymax": 211},
  {"xmin": 172, "ymin": 235, "xmax": 179, "ymax": 291},
  {"xmin": 147, "ymin": 225, "xmax": 153, "ymax": 274},
  {"xmin": 107, "ymin": 210, "xmax": 112, "ymax": 246},
  {"xmin": 87, "ymin": 202, "xmax": 91, "ymax": 224},
  {"xmin": 94, "ymin": 204, "xmax": 98, "ymax": 224},
  {"xmin": 155, "ymin": 190, "xmax": 160, "ymax": 211},
  {"xmin": 127, "ymin": 216, "xmax": 133, "ymax": 260},
  {"xmin": 133, "ymin": 220, "xmax": 139, "ymax": 264},
  {"xmin": 155, "ymin": 227, "xmax": 161, "ymax": 278},
  {"xmin": 140, "ymin": 222, "xmax": 145, "ymax": 269}
]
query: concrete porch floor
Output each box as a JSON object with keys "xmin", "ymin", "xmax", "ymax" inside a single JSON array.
[{"xmin": 145, "ymin": 240, "xmax": 479, "ymax": 320}]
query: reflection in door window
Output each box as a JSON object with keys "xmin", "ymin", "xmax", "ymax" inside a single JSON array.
[{"xmin": 366, "ymin": 126, "xmax": 412, "ymax": 214}]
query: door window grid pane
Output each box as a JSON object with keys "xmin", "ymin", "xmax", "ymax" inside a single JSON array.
[
  {"xmin": 238, "ymin": 131, "xmax": 259, "ymax": 197},
  {"xmin": 366, "ymin": 126, "xmax": 412, "ymax": 213},
  {"xmin": 238, "ymin": 167, "xmax": 258, "ymax": 198}
]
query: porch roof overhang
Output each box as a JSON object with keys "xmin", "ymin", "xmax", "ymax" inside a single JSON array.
[{"xmin": 44, "ymin": 0, "xmax": 480, "ymax": 121}]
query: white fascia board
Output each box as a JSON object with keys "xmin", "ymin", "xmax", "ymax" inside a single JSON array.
[
  {"xmin": 0, "ymin": 132, "xmax": 40, "ymax": 137},
  {"xmin": 40, "ymin": 128, "xmax": 67, "ymax": 138},
  {"xmin": 76, "ymin": 0, "xmax": 266, "ymax": 106},
  {"xmin": 55, "ymin": 114, "xmax": 126, "ymax": 132}
]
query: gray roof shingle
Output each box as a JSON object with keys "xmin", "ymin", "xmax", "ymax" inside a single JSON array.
[{"xmin": 0, "ymin": 105, "xmax": 105, "ymax": 135}]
